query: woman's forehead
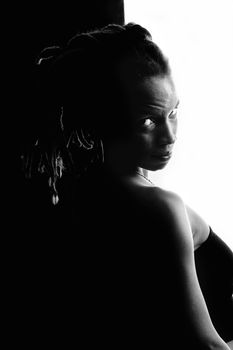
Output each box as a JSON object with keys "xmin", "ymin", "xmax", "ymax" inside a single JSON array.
[{"xmin": 126, "ymin": 75, "xmax": 178, "ymax": 111}]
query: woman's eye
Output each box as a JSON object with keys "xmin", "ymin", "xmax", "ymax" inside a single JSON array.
[
  {"xmin": 141, "ymin": 118, "xmax": 156, "ymax": 127},
  {"xmin": 169, "ymin": 107, "xmax": 178, "ymax": 119}
]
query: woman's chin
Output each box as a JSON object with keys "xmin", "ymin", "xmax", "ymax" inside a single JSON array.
[{"xmin": 141, "ymin": 159, "xmax": 170, "ymax": 172}]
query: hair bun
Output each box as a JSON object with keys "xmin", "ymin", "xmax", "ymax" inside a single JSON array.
[
  {"xmin": 67, "ymin": 33, "xmax": 99, "ymax": 53},
  {"xmin": 37, "ymin": 46, "xmax": 63, "ymax": 66},
  {"xmin": 124, "ymin": 22, "xmax": 152, "ymax": 42}
]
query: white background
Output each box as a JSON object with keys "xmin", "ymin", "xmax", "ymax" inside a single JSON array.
[{"xmin": 125, "ymin": 0, "xmax": 233, "ymax": 249}]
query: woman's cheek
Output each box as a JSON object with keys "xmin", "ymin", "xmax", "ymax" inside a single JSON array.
[{"xmin": 133, "ymin": 132, "xmax": 155, "ymax": 154}]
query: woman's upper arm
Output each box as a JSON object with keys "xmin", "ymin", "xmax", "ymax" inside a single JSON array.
[
  {"xmin": 185, "ymin": 204, "xmax": 210, "ymax": 248},
  {"xmin": 155, "ymin": 190, "xmax": 229, "ymax": 349}
]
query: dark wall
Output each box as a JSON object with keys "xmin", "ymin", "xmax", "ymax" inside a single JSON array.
[
  {"xmin": 16, "ymin": 0, "xmax": 124, "ymax": 159},
  {"xmin": 18, "ymin": 0, "xmax": 125, "ymax": 145},
  {"xmin": 14, "ymin": 1, "xmax": 125, "ymax": 232},
  {"xmin": 23, "ymin": 1, "xmax": 125, "ymax": 62}
]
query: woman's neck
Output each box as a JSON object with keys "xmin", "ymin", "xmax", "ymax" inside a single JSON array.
[
  {"xmin": 103, "ymin": 141, "xmax": 151, "ymax": 183},
  {"xmin": 103, "ymin": 144, "xmax": 138, "ymax": 177}
]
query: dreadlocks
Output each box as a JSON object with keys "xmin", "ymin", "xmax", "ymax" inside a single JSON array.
[{"xmin": 21, "ymin": 22, "xmax": 170, "ymax": 204}]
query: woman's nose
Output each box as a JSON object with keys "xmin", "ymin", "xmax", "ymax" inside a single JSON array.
[{"xmin": 158, "ymin": 121, "xmax": 177, "ymax": 145}]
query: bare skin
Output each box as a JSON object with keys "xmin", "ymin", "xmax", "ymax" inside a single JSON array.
[
  {"xmin": 141, "ymin": 171, "xmax": 210, "ymax": 249},
  {"xmin": 119, "ymin": 173, "xmax": 232, "ymax": 349},
  {"xmin": 123, "ymin": 172, "xmax": 210, "ymax": 250},
  {"xmin": 104, "ymin": 74, "xmax": 232, "ymax": 348}
]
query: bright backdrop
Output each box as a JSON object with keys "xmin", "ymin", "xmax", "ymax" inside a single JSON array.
[{"xmin": 125, "ymin": 0, "xmax": 233, "ymax": 249}]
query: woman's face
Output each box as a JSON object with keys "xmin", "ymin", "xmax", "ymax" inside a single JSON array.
[{"xmin": 125, "ymin": 74, "xmax": 179, "ymax": 171}]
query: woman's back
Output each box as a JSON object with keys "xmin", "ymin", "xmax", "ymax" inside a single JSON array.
[
  {"xmin": 17, "ymin": 166, "xmax": 232, "ymax": 347},
  {"xmin": 66, "ymin": 166, "xmax": 204, "ymax": 347}
]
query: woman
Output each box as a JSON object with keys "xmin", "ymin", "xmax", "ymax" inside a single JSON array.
[{"xmin": 21, "ymin": 23, "xmax": 233, "ymax": 348}]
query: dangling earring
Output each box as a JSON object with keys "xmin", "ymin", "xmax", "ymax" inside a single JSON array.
[
  {"xmin": 95, "ymin": 138, "xmax": 104, "ymax": 163},
  {"xmin": 99, "ymin": 139, "xmax": 105, "ymax": 163},
  {"xmin": 52, "ymin": 192, "xmax": 59, "ymax": 205},
  {"xmin": 48, "ymin": 176, "xmax": 59, "ymax": 205}
]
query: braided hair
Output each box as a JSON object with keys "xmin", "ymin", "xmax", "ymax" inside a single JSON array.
[{"xmin": 21, "ymin": 23, "xmax": 171, "ymax": 204}]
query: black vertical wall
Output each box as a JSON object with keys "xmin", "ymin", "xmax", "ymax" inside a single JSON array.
[
  {"xmin": 8, "ymin": 3, "xmax": 125, "ymax": 334},
  {"xmin": 19, "ymin": 0, "xmax": 125, "ymax": 149},
  {"xmin": 15, "ymin": 1, "xmax": 125, "ymax": 232},
  {"xmin": 20, "ymin": 1, "xmax": 124, "ymax": 70}
]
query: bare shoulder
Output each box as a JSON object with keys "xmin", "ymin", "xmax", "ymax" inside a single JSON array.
[
  {"xmin": 132, "ymin": 184, "xmax": 210, "ymax": 249},
  {"xmin": 125, "ymin": 180, "xmax": 187, "ymax": 217},
  {"xmin": 123, "ymin": 176, "xmax": 202, "ymax": 250},
  {"xmin": 147, "ymin": 187, "xmax": 210, "ymax": 249},
  {"xmin": 136, "ymin": 185, "xmax": 186, "ymax": 213},
  {"xmin": 151, "ymin": 186, "xmax": 183, "ymax": 206},
  {"xmin": 147, "ymin": 186, "xmax": 195, "ymax": 252},
  {"xmin": 130, "ymin": 184, "xmax": 193, "ymax": 242}
]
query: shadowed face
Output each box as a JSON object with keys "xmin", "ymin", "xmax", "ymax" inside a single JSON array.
[
  {"xmin": 127, "ymin": 74, "xmax": 179, "ymax": 171},
  {"xmin": 104, "ymin": 74, "xmax": 179, "ymax": 173}
]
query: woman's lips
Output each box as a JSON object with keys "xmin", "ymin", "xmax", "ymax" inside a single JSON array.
[{"xmin": 151, "ymin": 152, "xmax": 172, "ymax": 160}]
